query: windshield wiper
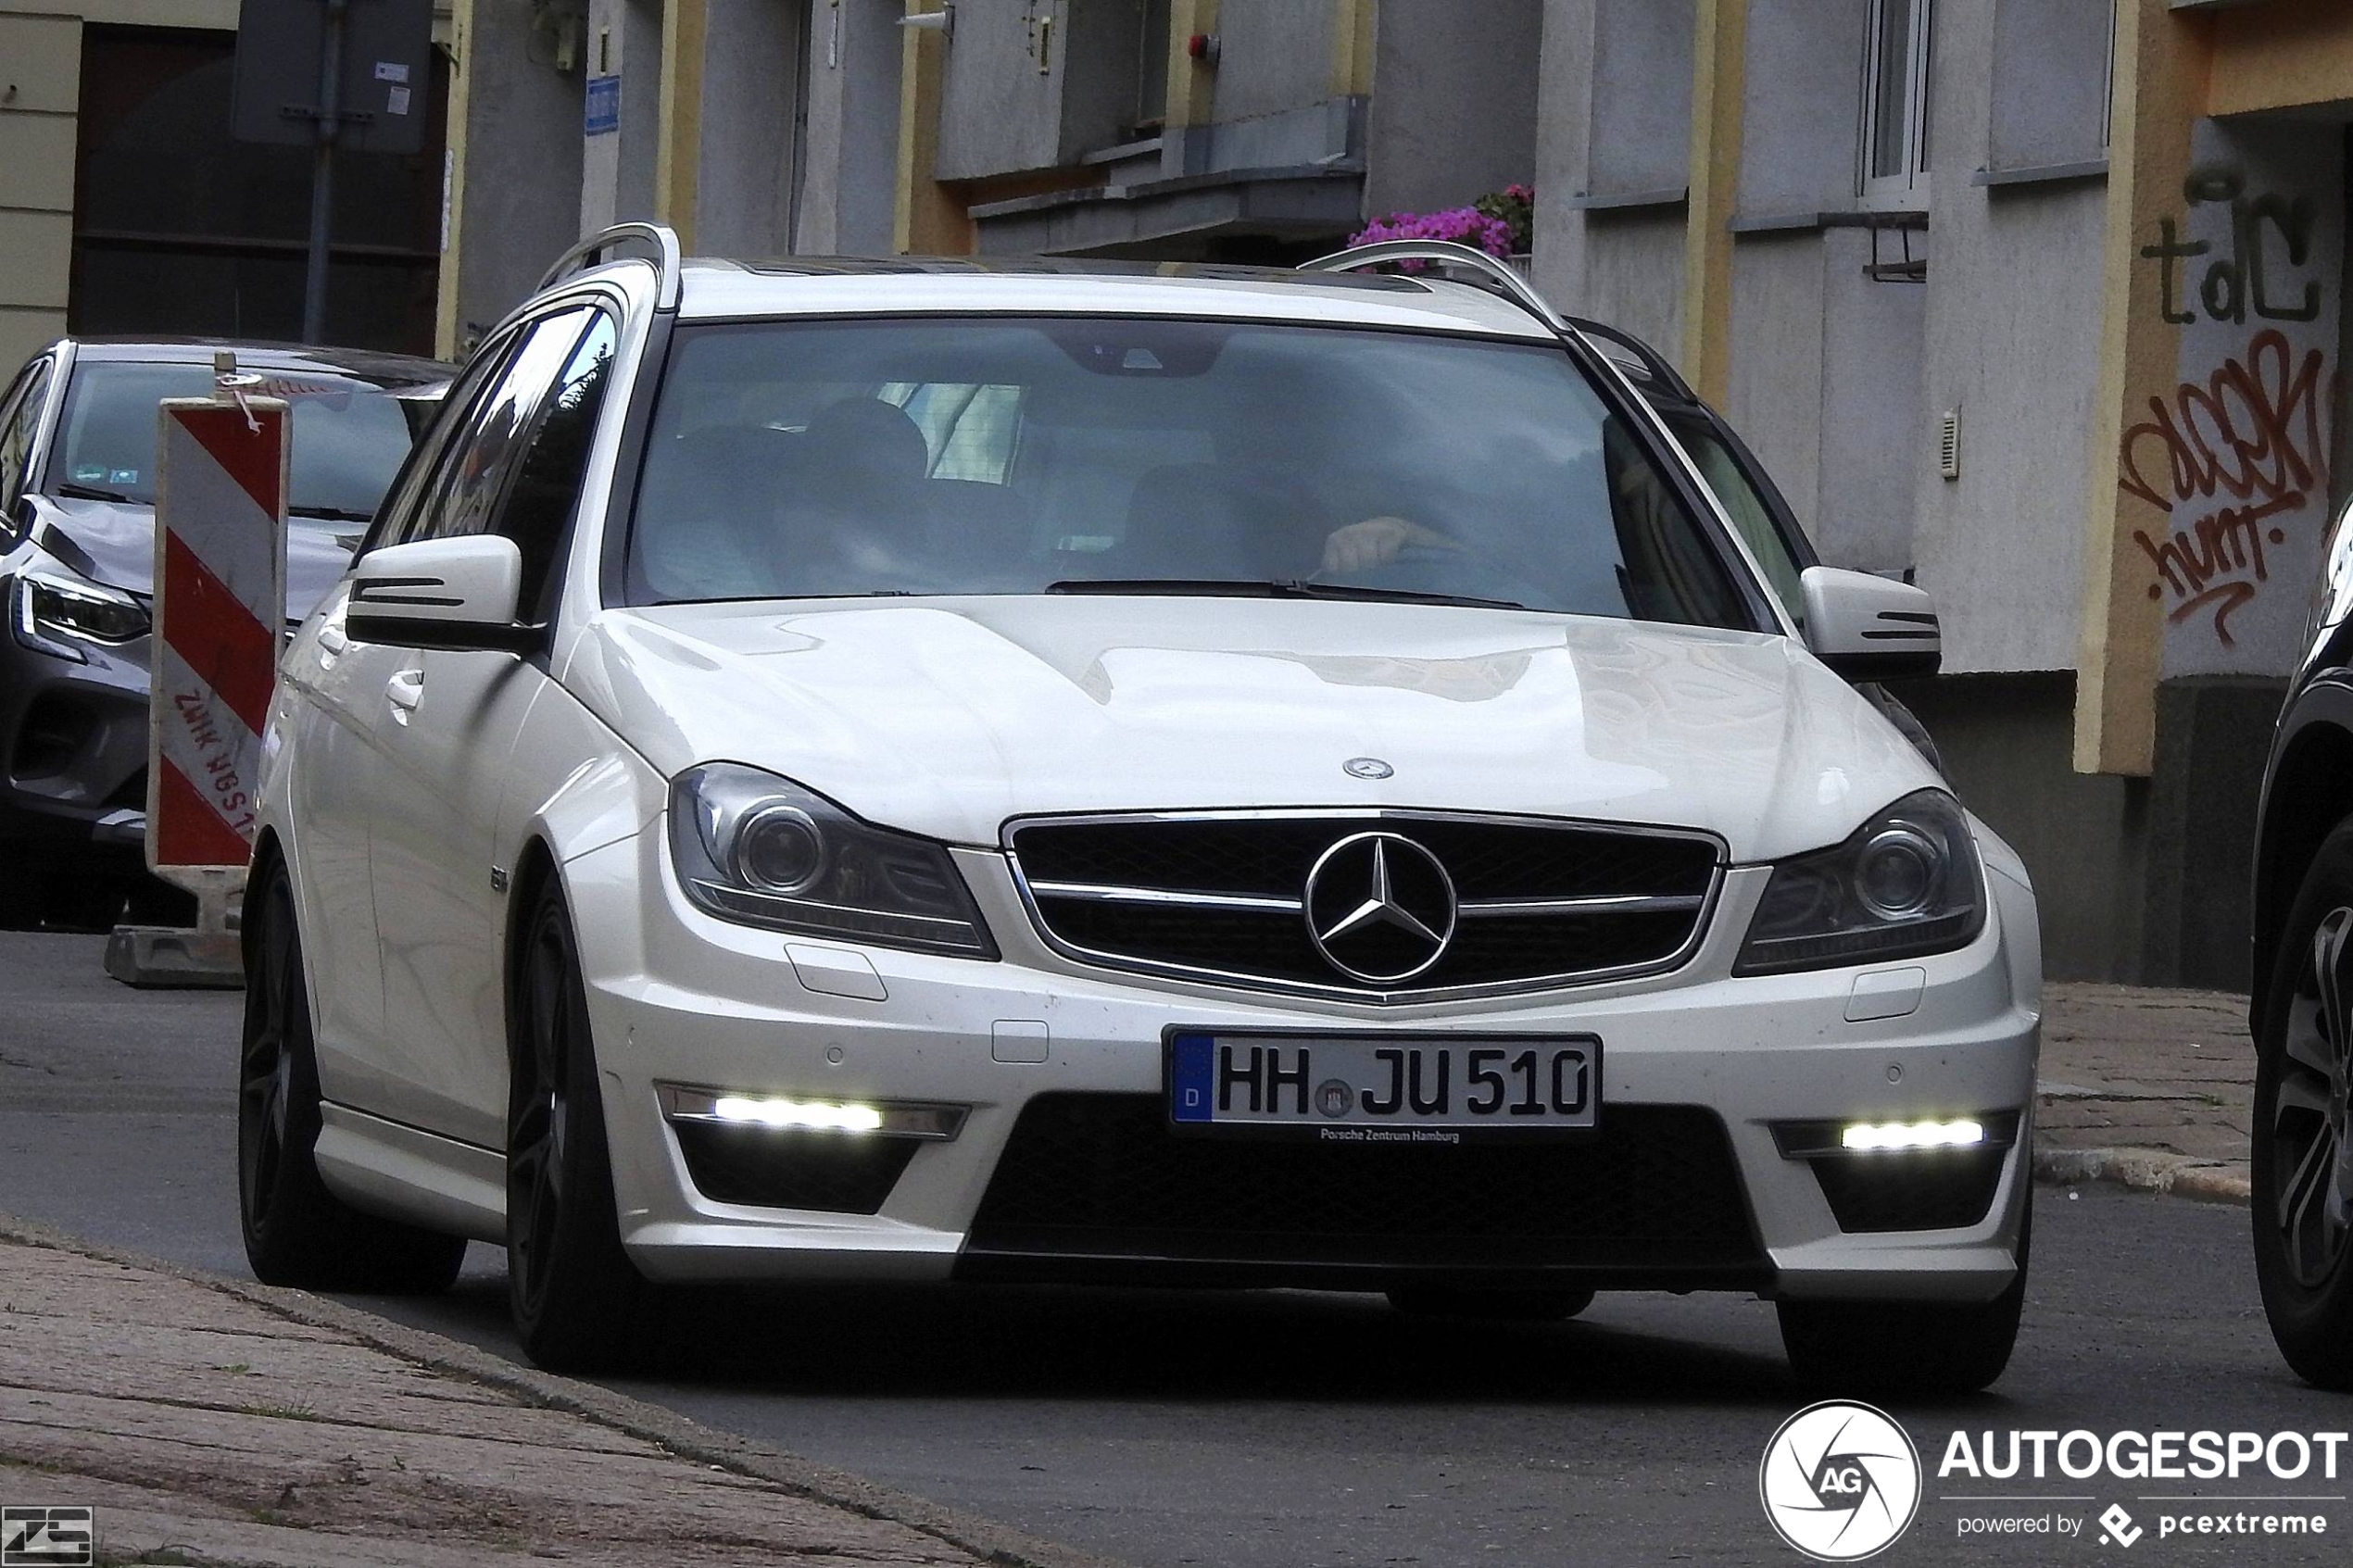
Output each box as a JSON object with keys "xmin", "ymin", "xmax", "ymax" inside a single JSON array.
[
  {"xmin": 1048, "ymin": 577, "xmax": 1302, "ymax": 598},
  {"xmin": 1047, "ymin": 577, "xmax": 1529, "ymax": 611},
  {"xmin": 52, "ymin": 482, "xmax": 132, "ymax": 504},
  {"xmin": 289, "ymin": 505, "xmax": 377, "ymax": 523}
]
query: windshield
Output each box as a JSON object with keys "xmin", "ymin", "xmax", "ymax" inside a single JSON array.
[
  {"xmin": 623, "ymin": 318, "xmax": 1761, "ymax": 629},
  {"xmin": 47, "ymin": 362, "xmax": 436, "ymax": 520}
]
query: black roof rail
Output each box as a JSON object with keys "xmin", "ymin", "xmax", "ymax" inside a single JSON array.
[
  {"xmin": 537, "ymin": 222, "xmax": 683, "ymax": 311},
  {"xmin": 1563, "ymin": 317, "xmax": 1697, "ymax": 402}
]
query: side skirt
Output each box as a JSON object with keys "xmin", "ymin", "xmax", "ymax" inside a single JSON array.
[{"xmin": 315, "ymin": 1101, "xmax": 507, "ymax": 1245}]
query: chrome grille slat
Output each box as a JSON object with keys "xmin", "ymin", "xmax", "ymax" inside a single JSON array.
[{"xmin": 1005, "ymin": 809, "xmax": 1723, "ymax": 1003}]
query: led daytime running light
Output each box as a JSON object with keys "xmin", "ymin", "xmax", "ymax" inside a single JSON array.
[
  {"xmin": 711, "ymin": 1096, "xmax": 885, "ymax": 1133},
  {"xmin": 1841, "ymin": 1118, "xmax": 1986, "ymax": 1152}
]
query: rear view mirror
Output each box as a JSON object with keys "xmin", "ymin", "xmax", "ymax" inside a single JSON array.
[
  {"xmin": 346, "ymin": 535, "xmax": 538, "ymax": 653},
  {"xmin": 1799, "ymin": 566, "xmax": 1941, "ymax": 682}
]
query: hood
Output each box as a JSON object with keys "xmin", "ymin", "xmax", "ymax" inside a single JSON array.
[
  {"xmin": 565, "ymin": 597, "xmax": 1945, "ymax": 864},
  {"xmin": 27, "ymin": 495, "xmax": 359, "ymax": 621}
]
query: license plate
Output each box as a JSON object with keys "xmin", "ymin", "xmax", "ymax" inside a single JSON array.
[{"xmin": 1166, "ymin": 1032, "xmax": 1601, "ymax": 1141}]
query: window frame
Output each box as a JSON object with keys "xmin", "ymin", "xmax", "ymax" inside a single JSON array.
[
  {"xmin": 401, "ymin": 305, "xmax": 599, "ymax": 549},
  {"xmin": 1859, "ymin": 0, "xmax": 1935, "ymax": 209},
  {"xmin": 0, "ymin": 357, "xmax": 55, "ymax": 511},
  {"xmin": 360, "ymin": 327, "xmax": 525, "ymax": 557},
  {"xmin": 487, "ymin": 307, "xmax": 622, "ymax": 622}
]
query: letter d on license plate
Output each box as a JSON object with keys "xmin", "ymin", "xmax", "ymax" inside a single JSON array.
[{"xmin": 1166, "ymin": 1032, "xmax": 1600, "ymax": 1140}]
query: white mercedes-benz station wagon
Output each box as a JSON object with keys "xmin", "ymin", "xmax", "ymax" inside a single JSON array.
[{"xmin": 239, "ymin": 228, "xmax": 2040, "ymax": 1390}]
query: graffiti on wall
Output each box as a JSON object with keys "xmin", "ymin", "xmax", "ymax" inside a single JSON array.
[
  {"xmin": 2126, "ymin": 165, "xmax": 2336, "ymax": 648},
  {"xmin": 2123, "ymin": 328, "xmax": 2330, "ymax": 646}
]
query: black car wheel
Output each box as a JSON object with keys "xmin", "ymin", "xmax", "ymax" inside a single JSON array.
[
  {"xmin": 2253, "ymin": 821, "xmax": 2353, "ymax": 1389},
  {"xmin": 507, "ymin": 881, "xmax": 652, "ymax": 1372},
  {"xmin": 239, "ymin": 862, "xmax": 466, "ymax": 1292}
]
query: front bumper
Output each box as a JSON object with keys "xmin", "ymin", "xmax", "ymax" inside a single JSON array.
[
  {"xmin": 0, "ymin": 619, "xmax": 151, "ymax": 850},
  {"xmin": 567, "ymin": 829, "xmax": 2040, "ymax": 1304}
]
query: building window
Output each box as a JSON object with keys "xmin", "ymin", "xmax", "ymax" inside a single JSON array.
[
  {"xmin": 1136, "ymin": 0, "xmax": 1172, "ymax": 133},
  {"xmin": 1861, "ymin": 0, "xmax": 1934, "ymax": 206}
]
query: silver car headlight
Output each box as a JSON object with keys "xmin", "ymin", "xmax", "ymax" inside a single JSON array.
[
  {"xmin": 8, "ymin": 567, "xmax": 150, "ymax": 662},
  {"xmin": 667, "ymin": 762, "xmax": 997, "ymax": 958},
  {"xmin": 1734, "ymin": 789, "xmax": 1985, "ymax": 974}
]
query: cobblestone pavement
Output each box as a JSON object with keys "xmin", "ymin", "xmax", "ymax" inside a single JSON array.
[
  {"xmin": 2037, "ymin": 982, "xmax": 2253, "ymax": 1201},
  {"xmin": 0, "ymin": 1237, "xmax": 1003, "ymax": 1568}
]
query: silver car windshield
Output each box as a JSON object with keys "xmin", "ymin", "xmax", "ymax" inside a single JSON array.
[
  {"xmin": 48, "ymin": 362, "xmax": 432, "ymax": 521},
  {"xmin": 623, "ymin": 317, "xmax": 1759, "ymax": 630}
]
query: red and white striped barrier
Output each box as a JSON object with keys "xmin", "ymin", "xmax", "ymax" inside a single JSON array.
[{"xmin": 148, "ymin": 395, "xmax": 288, "ymax": 876}]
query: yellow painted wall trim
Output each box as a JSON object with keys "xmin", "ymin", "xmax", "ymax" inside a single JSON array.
[
  {"xmin": 1680, "ymin": 0, "xmax": 1744, "ymax": 407},
  {"xmin": 1330, "ymin": 0, "xmax": 1375, "ymax": 99},
  {"xmin": 433, "ymin": 0, "xmax": 477, "ymax": 360},
  {"xmin": 1165, "ymin": 0, "xmax": 1219, "ymax": 130},
  {"xmin": 2204, "ymin": 0, "xmax": 2353, "ymax": 119},
  {"xmin": 656, "ymin": 0, "xmax": 707, "ymax": 254},
  {"xmin": 891, "ymin": 0, "xmax": 966, "ymax": 255},
  {"xmin": 2072, "ymin": 0, "xmax": 2204, "ymax": 777}
]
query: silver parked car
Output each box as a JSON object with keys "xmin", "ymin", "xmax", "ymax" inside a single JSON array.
[{"xmin": 0, "ymin": 339, "xmax": 449, "ymax": 925}]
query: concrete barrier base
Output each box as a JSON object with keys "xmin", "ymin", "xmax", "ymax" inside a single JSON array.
[{"xmin": 103, "ymin": 925, "xmax": 244, "ymax": 989}]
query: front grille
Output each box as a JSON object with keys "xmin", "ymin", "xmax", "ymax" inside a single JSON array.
[
  {"xmin": 963, "ymin": 1093, "xmax": 1764, "ymax": 1282},
  {"xmin": 1008, "ymin": 811, "xmax": 1721, "ymax": 1000},
  {"xmin": 673, "ymin": 1123, "xmax": 919, "ymax": 1213},
  {"xmin": 1810, "ymin": 1149, "xmax": 2007, "ymax": 1233}
]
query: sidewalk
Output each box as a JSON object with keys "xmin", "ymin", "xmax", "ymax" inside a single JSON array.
[
  {"xmin": 2036, "ymin": 981, "xmax": 2254, "ymax": 1203},
  {"xmin": 0, "ymin": 1232, "xmax": 1101, "ymax": 1568}
]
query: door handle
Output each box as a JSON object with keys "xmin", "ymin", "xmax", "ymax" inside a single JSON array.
[
  {"xmin": 318, "ymin": 622, "xmax": 349, "ymax": 655},
  {"xmin": 385, "ymin": 669, "xmax": 424, "ymax": 722}
]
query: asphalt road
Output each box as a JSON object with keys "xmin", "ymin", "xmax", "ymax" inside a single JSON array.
[{"xmin": 3, "ymin": 927, "xmax": 2347, "ymax": 1567}]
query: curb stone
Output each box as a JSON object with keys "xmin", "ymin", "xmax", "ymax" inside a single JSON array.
[
  {"xmin": 0, "ymin": 1211, "xmax": 1139, "ymax": 1568},
  {"xmin": 2033, "ymin": 1146, "xmax": 2251, "ymax": 1206}
]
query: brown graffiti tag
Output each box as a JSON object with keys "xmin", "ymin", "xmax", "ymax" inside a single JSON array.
[{"xmin": 2120, "ymin": 328, "xmax": 2333, "ymax": 646}]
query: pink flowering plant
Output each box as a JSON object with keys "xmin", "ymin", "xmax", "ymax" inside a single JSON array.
[{"xmin": 1349, "ymin": 184, "xmax": 1533, "ymax": 264}]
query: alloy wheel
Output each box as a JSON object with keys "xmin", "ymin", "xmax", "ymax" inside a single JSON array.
[
  {"xmin": 509, "ymin": 910, "xmax": 573, "ymax": 1319},
  {"xmin": 237, "ymin": 890, "xmax": 298, "ymax": 1232},
  {"xmin": 2273, "ymin": 908, "xmax": 2353, "ymax": 1288}
]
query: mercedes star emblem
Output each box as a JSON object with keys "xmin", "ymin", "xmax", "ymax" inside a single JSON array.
[
  {"xmin": 1343, "ymin": 756, "xmax": 1394, "ymax": 780},
  {"xmin": 1302, "ymin": 831, "xmax": 1458, "ymax": 984}
]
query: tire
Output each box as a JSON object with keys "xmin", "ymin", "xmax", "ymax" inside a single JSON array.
[
  {"xmin": 239, "ymin": 863, "xmax": 467, "ymax": 1293},
  {"xmin": 1387, "ymin": 1286, "xmax": 1595, "ymax": 1323},
  {"xmin": 1778, "ymin": 1197, "xmax": 2030, "ymax": 1397},
  {"xmin": 506, "ymin": 881, "xmax": 654, "ymax": 1372},
  {"xmin": 2251, "ymin": 819, "xmax": 2353, "ymax": 1390}
]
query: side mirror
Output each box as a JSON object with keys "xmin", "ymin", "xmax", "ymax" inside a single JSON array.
[
  {"xmin": 1799, "ymin": 565, "xmax": 1941, "ymax": 682},
  {"xmin": 346, "ymin": 535, "xmax": 538, "ymax": 653}
]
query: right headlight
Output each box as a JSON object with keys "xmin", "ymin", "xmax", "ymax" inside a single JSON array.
[
  {"xmin": 8, "ymin": 568, "xmax": 150, "ymax": 662},
  {"xmin": 667, "ymin": 762, "xmax": 997, "ymax": 958},
  {"xmin": 1734, "ymin": 789, "xmax": 1985, "ymax": 975}
]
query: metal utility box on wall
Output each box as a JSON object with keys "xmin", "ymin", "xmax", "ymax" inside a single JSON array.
[
  {"xmin": 230, "ymin": 0, "xmax": 434, "ymax": 157},
  {"xmin": 934, "ymin": 0, "xmax": 1155, "ymax": 182}
]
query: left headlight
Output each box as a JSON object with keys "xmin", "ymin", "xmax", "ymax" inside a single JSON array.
[
  {"xmin": 668, "ymin": 762, "xmax": 997, "ymax": 959},
  {"xmin": 1734, "ymin": 789, "xmax": 1985, "ymax": 975},
  {"xmin": 8, "ymin": 568, "xmax": 150, "ymax": 662}
]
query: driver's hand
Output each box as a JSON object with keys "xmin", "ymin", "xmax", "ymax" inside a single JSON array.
[{"xmin": 1321, "ymin": 515, "xmax": 1453, "ymax": 573}]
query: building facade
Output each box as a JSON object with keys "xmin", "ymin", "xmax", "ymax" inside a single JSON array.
[
  {"xmin": 0, "ymin": 1, "xmax": 453, "ymax": 369},
  {"xmin": 1543, "ymin": 0, "xmax": 2353, "ymax": 987}
]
